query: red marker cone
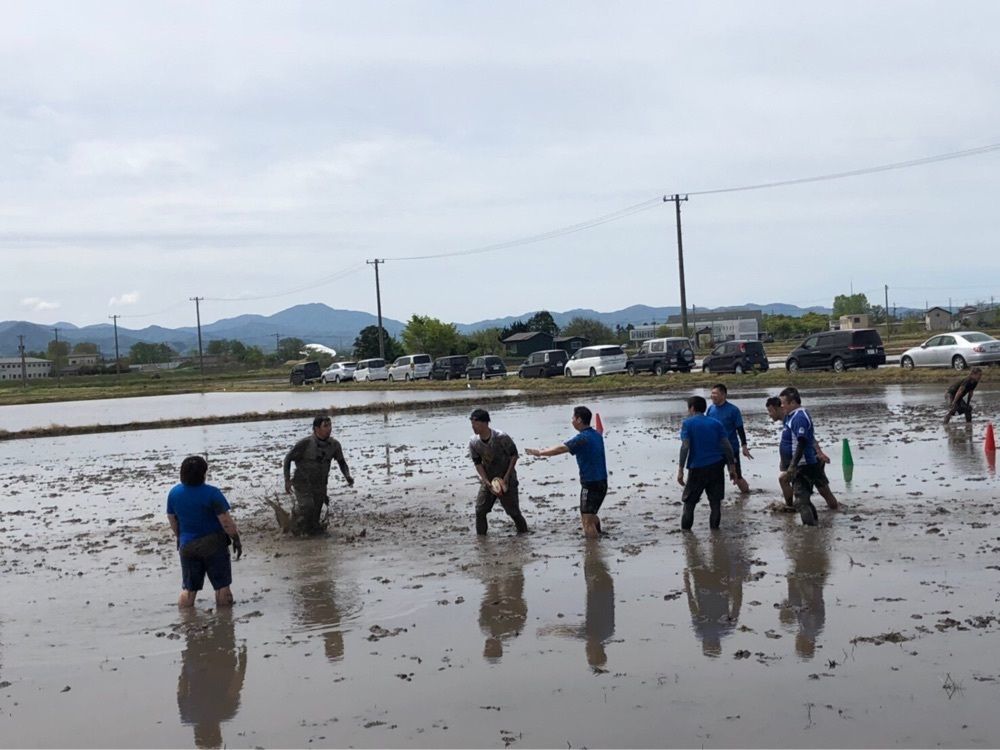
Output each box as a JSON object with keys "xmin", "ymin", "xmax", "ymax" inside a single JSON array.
[
  {"xmin": 595, "ymin": 412, "xmax": 605, "ymax": 435},
  {"xmin": 986, "ymin": 422, "xmax": 997, "ymax": 453}
]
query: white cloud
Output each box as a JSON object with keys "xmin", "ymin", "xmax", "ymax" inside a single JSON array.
[
  {"xmin": 109, "ymin": 292, "xmax": 140, "ymax": 306},
  {"xmin": 21, "ymin": 297, "xmax": 60, "ymax": 312}
]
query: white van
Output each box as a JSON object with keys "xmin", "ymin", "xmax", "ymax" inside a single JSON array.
[
  {"xmin": 387, "ymin": 353, "xmax": 432, "ymax": 382},
  {"xmin": 564, "ymin": 345, "xmax": 628, "ymax": 377},
  {"xmin": 353, "ymin": 358, "xmax": 389, "ymax": 382}
]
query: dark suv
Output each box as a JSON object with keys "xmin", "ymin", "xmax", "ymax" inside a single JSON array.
[
  {"xmin": 786, "ymin": 329, "xmax": 886, "ymax": 372},
  {"xmin": 517, "ymin": 349, "xmax": 568, "ymax": 378},
  {"xmin": 466, "ymin": 355, "xmax": 507, "ymax": 380},
  {"xmin": 430, "ymin": 355, "xmax": 471, "ymax": 380},
  {"xmin": 290, "ymin": 360, "xmax": 323, "ymax": 385},
  {"xmin": 702, "ymin": 340, "xmax": 769, "ymax": 374},
  {"xmin": 627, "ymin": 337, "xmax": 695, "ymax": 375}
]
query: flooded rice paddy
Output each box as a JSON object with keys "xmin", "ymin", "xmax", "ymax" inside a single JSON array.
[{"xmin": 1, "ymin": 385, "xmax": 999, "ymax": 748}]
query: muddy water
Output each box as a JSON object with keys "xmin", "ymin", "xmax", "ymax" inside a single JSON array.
[
  {"xmin": 0, "ymin": 387, "xmax": 519, "ymax": 432},
  {"xmin": 1, "ymin": 386, "xmax": 999, "ymax": 748}
]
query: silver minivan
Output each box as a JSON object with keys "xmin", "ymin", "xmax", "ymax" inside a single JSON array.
[
  {"xmin": 387, "ymin": 353, "xmax": 433, "ymax": 382},
  {"xmin": 564, "ymin": 345, "xmax": 628, "ymax": 377},
  {"xmin": 354, "ymin": 358, "xmax": 389, "ymax": 382}
]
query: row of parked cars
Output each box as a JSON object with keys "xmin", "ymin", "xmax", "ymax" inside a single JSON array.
[{"xmin": 289, "ymin": 328, "xmax": 1000, "ymax": 384}]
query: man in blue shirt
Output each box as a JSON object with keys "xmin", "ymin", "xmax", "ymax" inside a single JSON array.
[
  {"xmin": 526, "ymin": 405, "xmax": 608, "ymax": 538},
  {"xmin": 707, "ymin": 383, "xmax": 752, "ymax": 494},
  {"xmin": 778, "ymin": 387, "xmax": 821, "ymax": 526},
  {"xmin": 677, "ymin": 395, "xmax": 737, "ymax": 531},
  {"xmin": 167, "ymin": 455, "xmax": 243, "ymax": 608},
  {"xmin": 766, "ymin": 396, "xmax": 839, "ymax": 511}
]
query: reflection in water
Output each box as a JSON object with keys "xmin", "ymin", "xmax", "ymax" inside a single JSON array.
[
  {"xmin": 478, "ymin": 547, "xmax": 528, "ymax": 662},
  {"xmin": 293, "ymin": 560, "xmax": 346, "ymax": 662},
  {"xmin": 176, "ymin": 609, "xmax": 247, "ymax": 749},
  {"xmin": 683, "ymin": 533, "xmax": 750, "ymax": 657},
  {"xmin": 779, "ymin": 525, "xmax": 830, "ymax": 659},
  {"xmin": 947, "ymin": 423, "xmax": 976, "ymax": 466},
  {"xmin": 537, "ymin": 542, "xmax": 616, "ymax": 669}
]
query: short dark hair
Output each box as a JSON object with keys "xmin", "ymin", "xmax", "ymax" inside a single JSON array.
[
  {"xmin": 573, "ymin": 405, "xmax": 592, "ymax": 425},
  {"xmin": 711, "ymin": 383, "xmax": 727, "ymax": 395},
  {"xmin": 687, "ymin": 395, "xmax": 707, "ymax": 413},
  {"xmin": 971, "ymin": 367, "xmax": 983, "ymax": 376},
  {"xmin": 180, "ymin": 455, "xmax": 208, "ymax": 486},
  {"xmin": 765, "ymin": 396, "xmax": 782, "ymax": 409},
  {"xmin": 779, "ymin": 386, "xmax": 801, "ymax": 405},
  {"xmin": 313, "ymin": 415, "xmax": 331, "ymax": 429},
  {"xmin": 470, "ymin": 408, "xmax": 490, "ymax": 423}
]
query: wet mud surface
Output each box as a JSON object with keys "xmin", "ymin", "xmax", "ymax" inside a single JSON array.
[{"xmin": 1, "ymin": 386, "xmax": 1000, "ymax": 748}]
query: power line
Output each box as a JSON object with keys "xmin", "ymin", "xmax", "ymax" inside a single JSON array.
[
  {"xmin": 203, "ymin": 263, "xmax": 367, "ymax": 302},
  {"xmin": 685, "ymin": 141, "xmax": 1000, "ymax": 197}
]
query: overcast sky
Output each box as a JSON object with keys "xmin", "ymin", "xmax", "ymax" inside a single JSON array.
[{"xmin": 4, "ymin": 1, "xmax": 1000, "ymax": 329}]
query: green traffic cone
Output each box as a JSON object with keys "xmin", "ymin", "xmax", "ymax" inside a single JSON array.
[{"xmin": 842, "ymin": 438, "xmax": 854, "ymax": 467}]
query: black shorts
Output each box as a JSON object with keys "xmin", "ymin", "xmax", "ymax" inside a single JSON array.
[
  {"xmin": 580, "ymin": 480, "xmax": 608, "ymax": 514},
  {"xmin": 180, "ymin": 545, "xmax": 232, "ymax": 592},
  {"xmin": 782, "ymin": 455, "xmax": 830, "ymax": 488},
  {"xmin": 682, "ymin": 460, "xmax": 726, "ymax": 505}
]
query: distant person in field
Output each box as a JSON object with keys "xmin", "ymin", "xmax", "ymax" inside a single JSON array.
[
  {"xmin": 283, "ymin": 415, "xmax": 354, "ymax": 535},
  {"xmin": 468, "ymin": 408, "xmax": 528, "ymax": 535},
  {"xmin": 677, "ymin": 395, "xmax": 737, "ymax": 531},
  {"xmin": 167, "ymin": 455, "xmax": 243, "ymax": 608},
  {"xmin": 526, "ymin": 405, "xmax": 608, "ymax": 538},
  {"xmin": 944, "ymin": 368, "xmax": 983, "ymax": 424},
  {"xmin": 707, "ymin": 383, "xmax": 752, "ymax": 494},
  {"xmin": 778, "ymin": 387, "xmax": 823, "ymax": 526},
  {"xmin": 766, "ymin": 397, "xmax": 838, "ymax": 510}
]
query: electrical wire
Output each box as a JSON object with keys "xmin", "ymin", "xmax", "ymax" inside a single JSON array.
[{"xmin": 203, "ymin": 262, "xmax": 367, "ymax": 302}]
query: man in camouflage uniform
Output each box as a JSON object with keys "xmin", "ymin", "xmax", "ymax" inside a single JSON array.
[
  {"xmin": 283, "ymin": 415, "xmax": 354, "ymax": 535},
  {"xmin": 469, "ymin": 408, "xmax": 528, "ymax": 536}
]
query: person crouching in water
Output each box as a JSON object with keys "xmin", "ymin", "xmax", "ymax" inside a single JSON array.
[
  {"xmin": 469, "ymin": 408, "xmax": 528, "ymax": 535},
  {"xmin": 526, "ymin": 405, "xmax": 608, "ymax": 539},
  {"xmin": 944, "ymin": 368, "xmax": 982, "ymax": 424},
  {"xmin": 167, "ymin": 455, "xmax": 243, "ymax": 608}
]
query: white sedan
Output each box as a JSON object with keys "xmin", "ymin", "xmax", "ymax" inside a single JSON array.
[{"xmin": 900, "ymin": 331, "xmax": 1000, "ymax": 370}]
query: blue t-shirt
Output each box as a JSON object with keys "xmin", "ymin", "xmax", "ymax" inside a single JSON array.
[
  {"xmin": 786, "ymin": 408, "xmax": 817, "ymax": 465},
  {"xmin": 779, "ymin": 414, "xmax": 793, "ymax": 459},
  {"xmin": 706, "ymin": 401, "xmax": 744, "ymax": 452},
  {"xmin": 680, "ymin": 414, "xmax": 727, "ymax": 469},
  {"xmin": 565, "ymin": 427, "xmax": 608, "ymax": 483},
  {"xmin": 166, "ymin": 483, "xmax": 230, "ymax": 546}
]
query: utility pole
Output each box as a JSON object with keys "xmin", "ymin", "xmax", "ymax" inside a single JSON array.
[
  {"xmin": 190, "ymin": 297, "xmax": 205, "ymax": 386},
  {"xmin": 884, "ymin": 284, "xmax": 890, "ymax": 341},
  {"xmin": 367, "ymin": 259, "xmax": 385, "ymax": 359},
  {"xmin": 52, "ymin": 327, "xmax": 62, "ymax": 387},
  {"xmin": 664, "ymin": 195, "xmax": 690, "ymax": 338},
  {"xmin": 273, "ymin": 333, "xmax": 281, "ymax": 354},
  {"xmin": 109, "ymin": 315, "xmax": 121, "ymax": 385},
  {"xmin": 17, "ymin": 334, "xmax": 27, "ymax": 388}
]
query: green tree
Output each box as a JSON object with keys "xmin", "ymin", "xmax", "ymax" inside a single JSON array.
[
  {"xmin": 352, "ymin": 326, "xmax": 402, "ymax": 360},
  {"xmin": 72, "ymin": 342, "xmax": 99, "ymax": 354},
  {"xmin": 499, "ymin": 320, "xmax": 530, "ymax": 340},
  {"xmin": 242, "ymin": 345, "xmax": 266, "ymax": 367},
  {"xmin": 129, "ymin": 342, "xmax": 175, "ymax": 364},
  {"xmin": 525, "ymin": 310, "xmax": 559, "ymax": 335},
  {"xmin": 400, "ymin": 315, "xmax": 463, "ymax": 357},
  {"xmin": 463, "ymin": 327, "xmax": 504, "ymax": 356},
  {"xmin": 560, "ymin": 317, "xmax": 613, "ymax": 344},
  {"xmin": 832, "ymin": 293, "xmax": 871, "ymax": 318},
  {"xmin": 276, "ymin": 337, "xmax": 306, "ymax": 362},
  {"xmin": 47, "ymin": 339, "xmax": 69, "ymax": 368}
]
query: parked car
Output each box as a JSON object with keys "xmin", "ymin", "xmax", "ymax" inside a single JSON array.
[
  {"xmin": 785, "ymin": 329, "xmax": 886, "ymax": 372},
  {"xmin": 626, "ymin": 337, "xmax": 695, "ymax": 375},
  {"xmin": 466, "ymin": 355, "xmax": 507, "ymax": 380},
  {"xmin": 320, "ymin": 361, "xmax": 356, "ymax": 383},
  {"xmin": 387, "ymin": 353, "xmax": 432, "ymax": 381},
  {"xmin": 353, "ymin": 357, "xmax": 389, "ymax": 382},
  {"xmin": 430, "ymin": 355, "xmax": 471, "ymax": 380},
  {"xmin": 900, "ymin": 331, "xmax": 1000, "ymax": 370},
  {"xmin": 517, "ymin": 349, "xmax": 569, "ymax": 378},
  {"xmin": 701, "ymin": 340, "xmax": 769, "ymax": 374},
  {"xmin": 565, "ymin": 345, "xmax": 628, "ymax": 378},
  {"xmin": 289, "ymin": 360, "xmax": 323, "ymax": 385}
]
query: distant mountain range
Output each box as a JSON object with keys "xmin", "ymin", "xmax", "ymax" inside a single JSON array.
[{"xmin": 0, "ymin": 301, "xmax": 870, "ymax": 357}]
